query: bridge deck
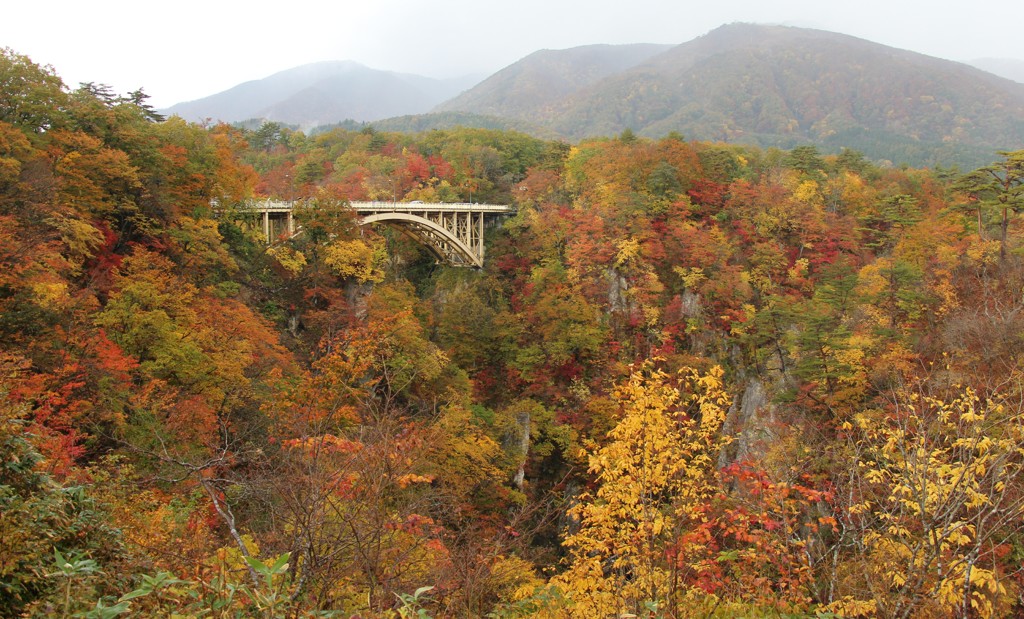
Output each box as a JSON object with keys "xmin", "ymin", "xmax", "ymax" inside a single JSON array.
[
  {"xmin": 249, "ymin": 199, "xmax": 514, "ymax": 214},
  {"xmin": 351, "ymin": 201, "xmax": 513, "ymax": 213}
]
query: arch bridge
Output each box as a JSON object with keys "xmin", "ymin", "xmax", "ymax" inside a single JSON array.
[{"xmin": 248, "ymin": 200, "xmax": 515, "ymax": 268}]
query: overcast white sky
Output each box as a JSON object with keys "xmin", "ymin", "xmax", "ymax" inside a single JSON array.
[{"xmin": 3, "ymin": 0, "xmax": 1022, "ymax": 108}]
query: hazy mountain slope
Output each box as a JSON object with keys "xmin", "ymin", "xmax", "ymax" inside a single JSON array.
[
  {"xmin": 311, "ymin": 111, "xmax": 554, "ymax": 138},
  {"xmin": 163, "ymin": 26, "xmax": 1024, "ymax": 168},
  {"xmin": 433, "ymin": 24, "xmax": 1024, "ymax": 167},
  {"xmin": 163, "ymin": 61, "xmax": 479, "ymax": 127},
  {"xmin": 548, "ymin": 24, "xmax": 1024, "ymax": 164},
  {"xmin": 434, "ymin": 43, "xmax": 673, "ymax": 118},
  {"xmin": 361, "ymin": 112, "xmax": 554, "ymax": 136},
  {"xmin": 970, "ymin": 57, "xmax": 1024, "ymax": 84}
]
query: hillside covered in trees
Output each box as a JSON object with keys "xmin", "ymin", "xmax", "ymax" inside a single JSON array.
[
  {"xmin": 443, "ymin": 23, "xmax": 1024, "ymax": 170},
  {"xmin": 6, "ymin": 47, "xmax": 1024, "ymax": 618},
  {"xmin": 153, "ymin": 24, "xmax": 1024, "ymax": 171}
]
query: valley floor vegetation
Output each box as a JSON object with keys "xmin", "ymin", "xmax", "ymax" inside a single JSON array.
[{"xmin": 4, "ymin": 47, "xmax": 1024, "ymax": 618}]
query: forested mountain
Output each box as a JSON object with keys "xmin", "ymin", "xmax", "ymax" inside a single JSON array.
[
  {"xmin": 312, "ymin": 110, "xmax": 554, "ymax": 139},
  {"xmin": 434, "ymin": 43, "xmax": 673, "ymax": 119},
  {"xmin": 160, "ymin": 26, "xmax": 1024, "ymax": 169},
  {"xmin": 442, "ymin": 24, "xmax": 1024, "ymax": 168},
  {"xmin": 8, "ymin": 46, "xmax": 1024, "ymax": 618},
  {"xmin": 162, "ymin": 61, "xmax": 479, "ymax": 129}
]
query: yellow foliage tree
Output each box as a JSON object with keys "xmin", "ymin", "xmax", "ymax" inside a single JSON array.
[
  {"xmin": 322, "ymin": 236, "xmax": 386, "ymax": 284},
  {"xmin": 831, "ymin": 387, "xmax": 1024, "ymax": 618},
  {"xmin": 553, "ymin": 363, "xmax": 731, "ymax": 618},
  {"xmin": 266, "ymin": 244, "xmax": 307, "ymax": 276}
]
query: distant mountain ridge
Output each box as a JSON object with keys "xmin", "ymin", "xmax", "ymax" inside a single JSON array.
[
  {"xmin": 163, "ymin": 25, "xmax": 1024, "ymax": 168},
  {"xmin": 439, "ymin": 24, "xmax": 1024, "ymax": 167},
  {"xmin": 434, "ymin": 43, "xmax": 673, "ymax": 119},
  {"xmin": 162, "ymin": 61, "xmax": 480, "ymax": 129}
]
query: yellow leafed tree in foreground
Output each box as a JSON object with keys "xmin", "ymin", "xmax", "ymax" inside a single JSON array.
[
  {"xmin": 553, "ymin": 363, "xmax": 730, "ymax": 618},
  {"xmin": 830, "ymin": 386, "xmax": 1024, "ymax": 619}
]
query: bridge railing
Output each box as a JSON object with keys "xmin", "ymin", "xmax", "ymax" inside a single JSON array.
[
  {"xmin": 243, "ymin": 199, "xmax": 515, "ymax": 214},
  {"xmin": 349, "ymin": 201, "xmax": 514, "ymax": 212},
  {"xmin": 244, "ymin": 198, "xmax": 295, "ymax": 212}
]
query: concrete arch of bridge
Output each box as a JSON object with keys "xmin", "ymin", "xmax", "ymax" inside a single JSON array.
[{"xmin": 360, "ymin": 212, "xmax": 480, "ymax": 268}]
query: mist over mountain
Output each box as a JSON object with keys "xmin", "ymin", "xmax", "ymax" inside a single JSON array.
[
  {"xmin": 440, "ymin": 24, "xmax": 1024, "ymax": 167},
  {"xmin": 434, "ymin": 43, "xmax": 672, "ymax": 119},
  {"xmin": 969, "ymin": 57, "xmax": 1024, "ymax": 84},
  {"xmin": 162, "ymin": 24, "xmax": 1024, "ymax": 168},
  {"xmin": 161, "ymin": 61, "xmax": 480, "ymax": 129}
]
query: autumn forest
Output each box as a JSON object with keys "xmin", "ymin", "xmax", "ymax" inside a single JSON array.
[{"xmin": 5, "ymin": 47, "xmax": 1024, "ymax": 618}]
